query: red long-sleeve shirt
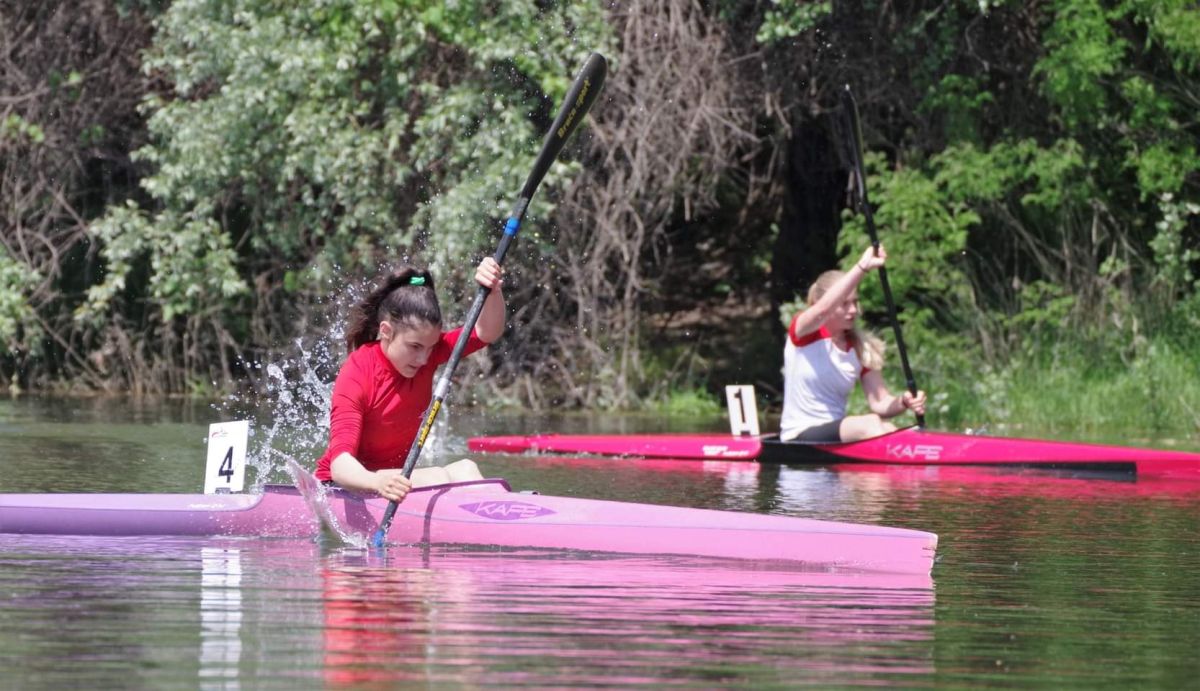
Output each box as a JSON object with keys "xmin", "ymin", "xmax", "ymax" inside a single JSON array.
[{"xmin": 314, "ymin": 328, "xmax": 486, "ymax": 481}]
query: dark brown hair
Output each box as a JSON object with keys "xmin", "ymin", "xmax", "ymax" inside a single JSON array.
[{"xmin": 345, "ymin": 267, "xmax": 441, "ymax": 350}]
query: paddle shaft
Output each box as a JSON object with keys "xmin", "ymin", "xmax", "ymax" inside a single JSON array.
[
  {"xmin": 840, "ymin": 86, "xmax": 924, "ymax": 426},
  {"xmin": 372, "ymin": 53, "xmax": 608, "ymax": 546}
]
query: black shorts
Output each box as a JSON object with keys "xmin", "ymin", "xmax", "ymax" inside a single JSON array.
[{"xmin": 793, "ymin": 419, "xmax": 843, "ymax": 443}]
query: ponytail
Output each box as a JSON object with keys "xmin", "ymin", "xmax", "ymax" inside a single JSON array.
[{"xmin": 345, "ymin": 267, "xmax": 442, "ymax": 351}]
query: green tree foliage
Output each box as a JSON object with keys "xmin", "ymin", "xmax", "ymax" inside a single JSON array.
[
  {"xmin": 0, "ymin": 254, "xmax": 39, "ymax": 354},
  {"xmin": 755, "ymin": 0, "xmax": 831, "ymax": 43},
  {"xmin": 747, "ymin": 0, "xmax": 1198, "ymax": 427},
  {"xmin": 76, "ymin": 0, "xmax": 612, "ymax": 389},
  {"xmin": 0, "ymin": 1, "xmax": 154, "ymax": 389},
  {"xmin": 4, "ymin": 0, "xmax": 1198, "ymax": 427}
]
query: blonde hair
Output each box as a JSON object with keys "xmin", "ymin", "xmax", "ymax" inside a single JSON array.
[{"xmin": 806, "ymin": 270, "xmax": 885, "ymax": 370}]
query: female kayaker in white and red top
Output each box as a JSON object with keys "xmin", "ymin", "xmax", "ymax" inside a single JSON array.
[
  {"xmin": 781, "ymin": 244, "xmax": 926, "ymax": 443},
  {"xmin": 314, "ymin": 258, "xmax": 505, "ymax": 503}
]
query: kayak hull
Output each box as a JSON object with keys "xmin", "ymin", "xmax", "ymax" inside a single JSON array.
[
  {"xmin": 0, "ymin": 480, "xmax": 936, "ymax": 575},
  {"xmin": 469, "ymin": 427, "xmax": 1200, "ymax": 478},
  {"xmin": 759, "ymin": 427, "xmax": 1200, "ymax": 478}
]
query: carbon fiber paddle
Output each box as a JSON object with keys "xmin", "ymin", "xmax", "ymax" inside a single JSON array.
[
  {"xmin": 840, "ymin": 85, "xmax": 925, "ymax": 427},
  {"xmin": 373, "ymin": 52, "xmax": 608, "ymax": 547}
]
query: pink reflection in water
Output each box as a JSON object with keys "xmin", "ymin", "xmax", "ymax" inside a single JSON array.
[
  {"xmin": 317, "ymin": 549, "xmax": 935, "ymax": 686},
  {"xmin": 830, "ymin": 464, "xmax": 1200, "ymax": 501},
  {"xmin": 1, "ymin": 534, "xmax": 935, "ymax": 686}
]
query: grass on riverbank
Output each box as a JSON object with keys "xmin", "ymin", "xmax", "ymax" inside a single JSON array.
[
  {"xmin": 642, "ymin": 318, "xmax": 1200, "ymax": 445},
  {"xmin": 854, "ymin": 331, "xmax": 1200, "ymax": 443}
]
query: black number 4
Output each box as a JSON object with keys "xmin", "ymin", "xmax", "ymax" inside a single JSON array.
[{"xmin": 219, "ymin": 447, "xmax": 235, "ymax": 482}]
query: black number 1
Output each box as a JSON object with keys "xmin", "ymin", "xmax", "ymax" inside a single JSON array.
[{"xmin": 733, "ymin": 388, "xmax": 747, "ymax": 424}]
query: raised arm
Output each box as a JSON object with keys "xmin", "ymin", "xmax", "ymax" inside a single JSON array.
[{"xmin": 790, "ymin": 245, "xmax": 887, "ymax": 338}]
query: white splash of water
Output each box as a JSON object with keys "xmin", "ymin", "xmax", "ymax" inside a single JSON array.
[
  {"xmin": 213, "ymin": 277, "xmax": 354, "ymax": 492},
  {"xmin": 213, "ymin": 270, "xmax": 458, "ymax": 492}
]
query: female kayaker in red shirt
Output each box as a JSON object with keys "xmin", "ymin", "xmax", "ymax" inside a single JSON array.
[
  {"xmin": 314, "ymin": 258, "xmax": 505, "ymax": 502},
  {"xmin": 781, "ymin": 244, "xmax": 926, "ymax": 443}
]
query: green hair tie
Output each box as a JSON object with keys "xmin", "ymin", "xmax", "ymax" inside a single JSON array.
[{"xmin": 409, "ymin": 276, "xmax": 426, "ymax": 286}]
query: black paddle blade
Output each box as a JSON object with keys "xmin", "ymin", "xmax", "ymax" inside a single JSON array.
[
  {"xmin": 519, "ymin": 52, "xmax": 608, "ymax": 203},
  {"xmin": 839, "ymin": 84, "xmax": 869, "ymax": 212}
]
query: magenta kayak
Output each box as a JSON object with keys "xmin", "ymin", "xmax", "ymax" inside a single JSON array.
[
  {"xmin": 470, "ymin": 433, "xmax": 763, "ymax": 459},
  {"xmin": 467, "ymin": 426, "xmax": 1200, "ymax": 478},
  {"xmin": 0, "ymin": 480, "xmax": 936, "ymax": 575}
]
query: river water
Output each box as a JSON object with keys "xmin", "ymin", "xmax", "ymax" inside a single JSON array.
[{"xmin": 2, "ymin": 394, "xmax": 1199, "ymax": 687}]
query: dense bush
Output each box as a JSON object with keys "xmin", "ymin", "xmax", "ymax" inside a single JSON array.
[{"xmin": 2, "ymin": 0, "xmax": 1197, "ymax": 435}]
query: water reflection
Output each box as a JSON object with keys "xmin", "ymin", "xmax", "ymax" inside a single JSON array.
[
  {"xmin": 828, "ymin": 464, "xmax": 1200, "ymax": 501},
  {"xmin": 5, "ymin": 397, "xmax": 1200, "ymax": 687},
  {"xmin": 200, "ymin": 547, "xmax": 242, "ymax": 688},
  {"xmin": 0, "ymin": 536, "xmax": 935, "ymax": 687},
  {"xmin": 317, "ymin": 548, "xmax": 935, "ymax": 686}
]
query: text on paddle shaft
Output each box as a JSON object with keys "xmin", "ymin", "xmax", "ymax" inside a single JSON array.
[{"xmin": 557, "ymin": 78, "xmax": 592, "ymax": 138}]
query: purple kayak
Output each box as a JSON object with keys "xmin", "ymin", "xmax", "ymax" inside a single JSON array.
[{"xmin": 0, "ymin": 480, "xmax": 937, "ymax": 575}]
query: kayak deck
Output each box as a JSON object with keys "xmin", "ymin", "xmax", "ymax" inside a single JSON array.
[{"xmin": 0, "ymin": 480, "xmax": 936, "ymax": 575}]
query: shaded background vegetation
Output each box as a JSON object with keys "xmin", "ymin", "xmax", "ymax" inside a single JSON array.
[{"xmin": 2, "ymin": 0, "xmax": 1198, "ymax": 434}]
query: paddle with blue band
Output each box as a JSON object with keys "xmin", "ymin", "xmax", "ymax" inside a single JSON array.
[
  {"xmin": 372, "ymin": 52, "xmax": 608, "ymax": 547},
  {"xmin": 839, "ymin": 85, "xmax": 925, "ymax": 427}
]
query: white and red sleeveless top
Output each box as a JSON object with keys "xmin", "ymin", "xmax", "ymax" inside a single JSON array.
[{"xmin": 780, "ymin": 317, "xmax": 869, "ymax": 441}]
